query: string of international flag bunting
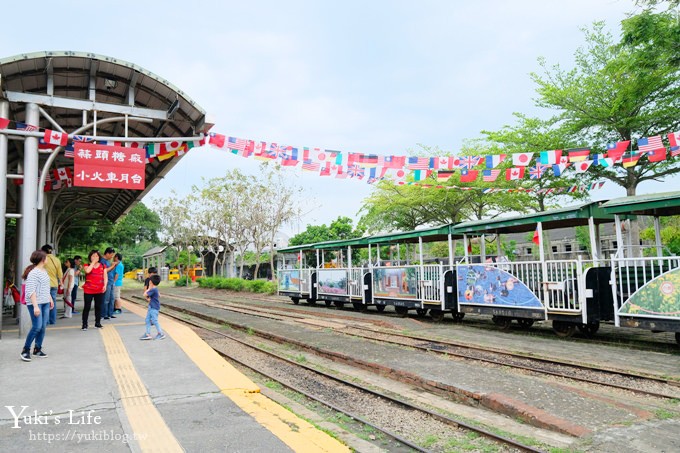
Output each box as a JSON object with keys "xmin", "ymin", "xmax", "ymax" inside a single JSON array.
[{"xmin": 1, "ymin": 116, "xmax": 679, "ymax": 194}]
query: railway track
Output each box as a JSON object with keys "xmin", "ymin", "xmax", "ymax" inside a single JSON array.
[
  {"xmin": 126, "ymin": 296, "xmax": 542, "ymax": 452},
  {"xmin": 159, "ymin": 291, "xmax": 680, "ymax": 400},
  {"xmin": 168, "ymin": 288, "xmax": 680, "ymax": 351}
]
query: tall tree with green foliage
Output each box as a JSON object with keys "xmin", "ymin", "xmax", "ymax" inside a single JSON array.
[
  {"xmin": 289, "ymin": 216, "xmax": 364, "ymax": 246},
  {"xmin": 110, "ymin": 202, "xmax": 161, "ymax": 247}
]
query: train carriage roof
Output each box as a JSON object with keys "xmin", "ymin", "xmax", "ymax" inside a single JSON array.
[
  {"xmin": 451, "ymin": 201, "xmax": 614, "ymax": 235},
  {"xmin": 601, "ymin": 191, "xmax": 680, "ymax": 217},
  {"xmin": 366, "ymin": 224, "xmax": 453, "ymax": 244}
]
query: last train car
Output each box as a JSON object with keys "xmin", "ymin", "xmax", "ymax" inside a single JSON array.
[
  {"xmin": 276, "ymin": 244, "xmax": 317, "ymax": 304},
  {"xmin": 450, "ymin": 201, "xmax": 617, "ymax": 336},
  {"xmin": 601, "ymin": 192, "xmax": 680, "ymax": 344}
]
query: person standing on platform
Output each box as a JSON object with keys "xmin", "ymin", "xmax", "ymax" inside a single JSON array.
[
  {"xmin": 41, "ymin": 244, "xmax": 62, "ymax": 325},
  {"xmin": 59, "ymin": 259, "xmax": 75, "ymax": 318},
  {"xmin": 113, "ymin": 253, "xmax": 124, "ymax": 315},
  {"xmin": 71, "ymin": 255, "xmax": 82, "ymax": 314},
  {"xmin": 101, "ymin": 247, "xmax": 116, "ymax": 320},
  {"xmin": 144, "ymin": 266, "xmax": 157, "ymax": 291},
  {"xmin": 140, "ymin": 274, "xmax": 165, "ymax": 340},
  {"xmin": 20, "ymin": 250, "xmax": 53, "ymax": 361},
  {"xmin": 81, "ymin": 250, "xmax": 107, "ymax": 331}
]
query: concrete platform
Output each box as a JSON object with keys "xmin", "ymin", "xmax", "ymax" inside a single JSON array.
[{"xmin": 0, "ymin": 303, "xmax": 348, "ymax": 452}]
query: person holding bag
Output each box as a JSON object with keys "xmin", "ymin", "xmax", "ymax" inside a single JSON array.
[
  {"xmin": 41, "ymin": 244, "xmax": 62, "ymax": 325},
  {"xmin": 20, "ymin": 250, "xmax": 53, "ymax": 361},
  {"xmin": 60, "ymin": 259, "xmax": 75, "ymax": 319},
  {"xmin": 81, "ymin": 250, "xmax": 107, "ymax": 331}
]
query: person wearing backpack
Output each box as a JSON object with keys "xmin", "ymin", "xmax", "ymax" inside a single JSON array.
[{"xmin": 20, "ymin": 250, "xmax": 53, "ymax": 362}]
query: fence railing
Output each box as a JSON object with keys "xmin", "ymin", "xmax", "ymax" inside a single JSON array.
[
  {"xmin": 348, "ymin": 268, "xmax": 363, "ymax": 298},
  {"xmin": 420, "ymin": 264, "xmax": 442, "ymax": 303},
  {"xmin": 612, "ymin": 255, "xmax": 680, "ymax": 311}
]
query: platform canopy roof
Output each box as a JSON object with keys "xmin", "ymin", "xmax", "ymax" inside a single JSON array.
[
  {"xmin": 601, "ymin": 191, "xmax": 680, "ymax": 217},
  {"xmin": 451, "ymin": 200, "xmax": 614, "ymax": 235},
  {"xmin": 366, "ymin": 224, "xmax": 453, "ymax": 244},
  {"xmin": 0, "ymin": 51, "xmax": 211, "ymax": 225}
]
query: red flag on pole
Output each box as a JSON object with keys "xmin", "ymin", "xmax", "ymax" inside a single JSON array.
[{"xmin": 532, "ymin": 227, "xmax": 540, "ymax": 245}]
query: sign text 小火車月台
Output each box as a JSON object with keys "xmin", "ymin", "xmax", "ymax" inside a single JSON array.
[{"xmin": 73, "ymin": 143, "xmax": 145, "ymax": 190}]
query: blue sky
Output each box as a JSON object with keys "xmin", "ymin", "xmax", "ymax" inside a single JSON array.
[{"xmin": 2, "ymin": 0, "xmax": 668, "ymax": 237}]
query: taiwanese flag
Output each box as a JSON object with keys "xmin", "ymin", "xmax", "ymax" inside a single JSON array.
[
  {"xmin": 208, "ymin": 133, "xmax": 226, "ymax": 148},
  {"xmin": 43, "ymin": 129, "xmax": 69, "ymax": 147},
  {"xmin": 378, "ymin": 155, "xmax": 405, "ymax": 169},
  {"xmin": 0, "ymin": 117, "xmax": 9, "ymax": 129},
  {"xmin": 606, "ymin": 140, "xmax": 630, "ymax": 162},
  {"xmin": 647, "ymin": 148, "xmax": 667, "ymax": 163},
  {"xmin": 459, "ymin": 169, "xmax": 478, "ymax": 182},
  {"xmin": 437, "ymin": 170, "xmax": 455, "ymax": 181},
  {"xmin": 505, "ymin": 167, "xmax": 525, "ymax": 180},
  {"xmin": 566, "ymin": 148, "xmax": 590, "ymax": 162}
]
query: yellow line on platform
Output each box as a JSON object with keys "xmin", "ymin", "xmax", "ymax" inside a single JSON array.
[
  {"xmin": 123, "ymin": 300, "xmax": 350, "ymax": 453},
  {"xmin": 100, "ymin": 325, "xmax": 183, "ymax": 453}
]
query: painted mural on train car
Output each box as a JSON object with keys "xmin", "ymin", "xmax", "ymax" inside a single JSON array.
[
  {"xmin": 317, "ymin": 269, "xmax": 348, "ymax": 295},
  {"xmin": 278, "ymin": 270, "xmax": 301, "ymax": 292},
  {"xmin": 373, "ymin": 267, "xmax": 418, "ymax": 299},
  {"xmin": 619, "ymin": 268, "xmax": 680, "ymax": 318},
  {"xmin": 457, "ymin": 265, "xmax": 542, "ymax": 308}
]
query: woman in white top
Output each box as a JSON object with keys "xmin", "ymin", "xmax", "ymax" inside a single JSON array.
[
  {"xmin": 21, "ymin": 250, "xmax": 53, "ymax": 362},
  {"xmin": 60, "ymin": 259, "xmax": 75, "ymax": 318}
]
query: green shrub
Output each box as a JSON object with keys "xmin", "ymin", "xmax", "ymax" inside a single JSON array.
[
  {"xmin": 174, "ymin": 278, "xmax": 190, "ymax": 287},
  {"xmin": 192, "ymin": 276, "xmax": 276, "ymax": 294}
]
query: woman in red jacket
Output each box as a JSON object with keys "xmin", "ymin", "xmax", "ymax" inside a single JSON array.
[{"xmin": 81, "ymin": 250, "xmax": 107, "ymax": 330}]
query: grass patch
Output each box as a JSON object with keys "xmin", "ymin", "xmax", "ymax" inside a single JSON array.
[
  {"xmin": 294, "ymin": 354, "xmax": 307, "ymax": 364},
  {"xmin": 656, "ymin": 408, "xmax": 677, "ymax": 420},
  {"xmin": 197, "ymin": 276, "xmax": 277, "ymax": 294}
]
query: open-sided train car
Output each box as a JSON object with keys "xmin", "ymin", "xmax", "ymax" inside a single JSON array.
[
  {"xmin": 451, "ymin": 201, "xmax": 617, "ymax": 336},
  {"xmin": 276, "ymin": 244, "xmax": 317, "ymax": 304},
  {"xmin": 363, "ymin": 225, "xmax": 460, "ymax": 320},
  {"xmin": 313, "ymin": 237, "xmax": 370, "ymax": 309},
  {"xmin": 601, "ymin": 192, "xmax": 680, "ymax": 343}
]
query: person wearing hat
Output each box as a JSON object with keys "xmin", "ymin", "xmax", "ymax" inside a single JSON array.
[{"xmin": 41, "ymin": 244, "xmax": 63, "ymax": 325}]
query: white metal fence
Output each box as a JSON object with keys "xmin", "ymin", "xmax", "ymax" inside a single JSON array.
[
  {"xmin": 420, "ymin": 264, "xmax": 443, "ymax": 302},
  {"xmin": 348, "ymin": 268, "xmax": 363, "ymax": 298}
]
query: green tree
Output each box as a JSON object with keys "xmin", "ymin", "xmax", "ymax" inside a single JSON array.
[
  {"xmin": 110, "ymin": 202, "xmax": 161, "ymax": 247},
  {"xmin": 289, "ymin": 216, "xmax": 364, "ymax": 246},
  {"xmin": 531, "ymin": 16, "xmax": 680, "ymax": 197}
]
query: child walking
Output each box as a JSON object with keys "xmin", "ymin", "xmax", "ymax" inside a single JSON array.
[{"xmin": 140, "ymin": 274, "xmax": 165, "ymax": 340}]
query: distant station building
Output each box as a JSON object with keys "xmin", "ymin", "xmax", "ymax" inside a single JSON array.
[{"xmin": 0, "ymin": 51, "xmax": 212, "ymax": 335}]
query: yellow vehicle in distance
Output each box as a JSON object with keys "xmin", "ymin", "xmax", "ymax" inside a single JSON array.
[
  {"xmin": 124, "ymin": 269, "xmax": 143, "ymax": 280},
  {"xmin": 168, "ymin": 268, "xmax": 180, "ymax": 281}
]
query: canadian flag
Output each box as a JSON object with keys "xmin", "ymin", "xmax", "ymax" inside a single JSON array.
[
  {"xmin": 512, "ymin": 152, "xmax": 533, "ymax": 166},
  {"xmin": 437, "ymin": 156, "xmax": 460, "ymax": 169},
  {"xmin": 574, "ymin": 160, "xmax": 593, "ymax": 173},
  {"xmin": 505, "ymin": 167, "xmax": 525, "ymax": 180},
  {"xmin": 44, "ymin": 129, "xmax": 69, "ymax": 147}
]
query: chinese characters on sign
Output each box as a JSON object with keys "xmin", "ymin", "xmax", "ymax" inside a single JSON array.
[{"xmin": 74, "ymin": 143, "xmax": 145, "ymax": 190}]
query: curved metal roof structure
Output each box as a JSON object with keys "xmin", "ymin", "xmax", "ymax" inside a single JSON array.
[{"xmin": 1, "ymin": 51, "xmax": 211, "ymax": 226}]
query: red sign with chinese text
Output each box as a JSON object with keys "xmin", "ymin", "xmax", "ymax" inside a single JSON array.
[{"xmin": 74, "ymin": 143, "xmax": 145, "ymax": 190}]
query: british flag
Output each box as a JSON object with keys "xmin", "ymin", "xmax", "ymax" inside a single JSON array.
[
  {"xmin": 347, "ymin": 164, "xmax": 365, "ymax": 179},
  {"xmin": 529, "ymin": 164, "xmax": 548, "ymax": 179},
  {"xmin": 458, "ymin": 155, "xmax": 481, "ymax": 170}
]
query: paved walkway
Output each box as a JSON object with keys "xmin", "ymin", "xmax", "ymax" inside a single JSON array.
[{"xmin": 0, "ymin": 302, "xmax": 348, "ymax": 452}]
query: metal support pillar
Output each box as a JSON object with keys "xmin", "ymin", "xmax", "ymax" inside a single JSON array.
[
  {"xmin": 0, "ymin": 100, "xmax": 8, "ymax": 338},
  {"xmin": 654, "ymin": 216, "xmax": 663, "ymax": 267},
  {"xmin": 588, "ymin": 216, "xmax": 599, "ymax": 266},
  {"xmin": 447, "ymin": 233, "xmax": 454, "ymax": 267},
  {"xmin": 19, "ymin": 103, "xmax": 41, "ymax": 336},
  {"xmin": 480, "ymin": 234, "xmax": 486, "ymax": 262}
]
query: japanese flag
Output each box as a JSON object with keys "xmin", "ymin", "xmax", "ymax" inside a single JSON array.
[
  {"xmin": 574, "ymin": 160, "xmax": 593, "ymax": 173},
  {"xmin": 44, "ymin": 129, "xmax": 69, "ymax": 147},
  {"xmin": 512, "ymin": 152, "xmax": 533, "ymax": 166},
  {"xmin": 164, "ymin": 141, "xmax": 183, "ymax": 153}
]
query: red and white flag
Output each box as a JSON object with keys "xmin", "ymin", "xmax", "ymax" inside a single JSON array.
[
  {"xmin": 512, "ymin": 152, "xmax": 533, "ymax": 166},
  {"xmin": 44, "ymin": 129, "xmax": 69, "ymax": 147},
  {"xmin": 0, "ymin": 117, "xmax": 9, "ymax": 129},
  {"xmin": 436, "ymin": 156, "xmax": 460, "ymax": 169},
  {"xmin": 668, "ymin": 131, "xmax": 680, "ymax": 150},
  {"xmin": 574, "ymin": 160, "xmax": 593, "ymax": 173},
  {"xmin": 505, "ymin": 167, "xmax": 525, "ymax": 180}
]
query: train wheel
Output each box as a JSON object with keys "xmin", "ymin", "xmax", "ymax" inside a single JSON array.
[
  {"xmin": 291, "ymin": 297, "xmax": 300, "ymax": 305},
  {"xmin": 416, "ymin": 308, "xmax": 428, "ymax": 317},
  {"xmin": 324, "ymin": 300, "xmax": 333, "ymax": 307},
  {"xmin": 492, "ymin": 316, "xmax": 512, "ymax": 330},
  {"xmin": 429, "ymin": 309, "xmax": 445, "ymax": 322},
  {"xmin": 333, "ymin": 301, "xmax": 344, "ymax": 309},
  {"xmin": 353, "ymin": 302, "xmax": 366, "ymax": 312},
  {"xmin": 375, "ymin": 305, "xmax": 386, "ymax": 312},
  {"xmin": 306, "ymin": 298, "xmax": 316, "ymax": 305},
  {"xmin": 517, "ymin": 319, "xmax": 534, "ymax": 329},
  {"xmin": 451, "ymin": 312, "xmax": 465, "ymax": 322},
  {"xmin": 577, "ymin": 321, "xmax": 600, "ymax": 337},
  {"xmin": 395, "ymin": 306, "xmax": 409, "ymax": 316},
  {"xmin": 553, "ymin": 321, "xmax": 576, "ymax": 338}
]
